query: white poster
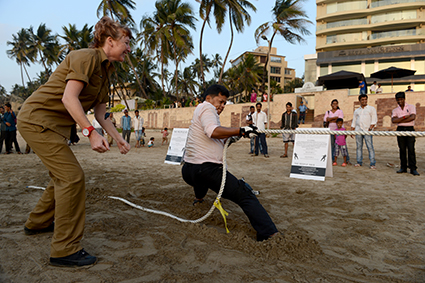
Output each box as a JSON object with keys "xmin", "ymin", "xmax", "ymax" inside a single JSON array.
[
  {"xmin": 289, "ymin": 129, "xmax": 333, "ymax": 181},
  {"xmin": 164, "ymin": 128, "xmax": 189, "ymax": 165}
]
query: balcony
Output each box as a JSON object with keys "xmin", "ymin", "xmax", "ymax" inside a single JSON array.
[
  {"xmin": 371, "ymin": 0, "xmax": 424, "ymax": 8},
  {"xmin": 370, "ymin": 28, "xmax": 418, "ymax": 40}
]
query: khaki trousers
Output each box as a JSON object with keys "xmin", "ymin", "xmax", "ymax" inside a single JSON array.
[{"xmin": 19, "ymin": 121, "xmax": 85, "ymax": 258}]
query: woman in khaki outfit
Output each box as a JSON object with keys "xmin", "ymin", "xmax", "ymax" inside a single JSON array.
[{"xmin": 18, "ymin": 17, "xmax": 131, "ymax": 267}]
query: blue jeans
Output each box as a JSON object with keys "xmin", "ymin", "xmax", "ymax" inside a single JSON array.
[
  {"xmin": 250, "ymin": 137, "xmax": 263, "ymax": 154},
  {"xmin": 255, "ymin": 133, "xmax": 267, "ymax": 155},
  {"xmin": 355, "ymin": 135, "xmax": 375, "ymax": 166},
  {"xmin": 135, "ymin": 130, "xmax": 143, "ymax": 141},
  {"xmin": 182, "ymin": 162, "xmax": 278, "ymax": 241}
]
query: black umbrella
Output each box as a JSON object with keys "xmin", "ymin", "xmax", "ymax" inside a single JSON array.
[
  {"xmin": 318, "ymin": 70, "xmax": 366, "ymax": 90},
  {"xmin": 370, "ymin": 66, "xmax": 416, "ymax": 92}
]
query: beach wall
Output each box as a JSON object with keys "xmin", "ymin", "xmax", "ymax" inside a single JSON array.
[{"xmin": 87, "ymin": 90, "xmax": 425, "ymax": 131}]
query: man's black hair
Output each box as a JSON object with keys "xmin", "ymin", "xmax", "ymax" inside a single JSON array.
[
  {"xmin": 135, "ymin": 110, "xmax": 139, "ymax": 113},
  {"xmin": 0, "ymin": 106, "xmax": 4, "ymax": 109},
  {"xmin": 250, "ymin": 106, "xmax": 255, "ymax": 109},
  {"xmin": 336, "ymin": 118, "xmax": 343, "ymax": 123},
  {"xmin": 395, "ymin": 92, "xmax": 405, "ymax": 99},
  {"xmin": 286, "ymin": 102, "xmax": 292, "ymax": 107},
  {"xmin": 5, "ymin": 103, "xmax": 11, "ymax": 108},
  {"xmin": 358, "ymin": 94, "xmax": 368, "ymax": 101},
  {"xmin": 256, "ymin": 102, "xmax": 262, "ymax": 107},
  {"xmin": 202, "ymin": 84, "xmax": 229, "ymax": 100}
]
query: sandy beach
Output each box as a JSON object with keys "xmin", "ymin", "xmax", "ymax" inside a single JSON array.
[{"xmin": 1, "ymin": 130, "xmax": 425, "ymax": 282}]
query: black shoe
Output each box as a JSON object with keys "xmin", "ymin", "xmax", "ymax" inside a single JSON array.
[
  {"xmin": 50, "ymin": 249, "xmax": 97, "ymax": 267},
  {"xmin": 410, "ymin": 170, "xmax": 420, "ymax": 176},
  {"xmin": 396, "ymin": 168, "xmax": 407, "ymax": 174},
  {"xmin": 24, "ymin": 222, "xmax": 54, "ymax": 235}
]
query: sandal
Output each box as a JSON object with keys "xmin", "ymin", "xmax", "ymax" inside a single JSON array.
[
  {"xmin": 280, "ymin": 154, "xmax": 288, "ymax": 158},
  {"xmin": 332, "ymin": 162, "xmax": 337, "ymax": 166},
  {"xmin": 192, "ymin": 199, "xmax": 204, "ymax": 206},
  {"xmin": 370, "ymin": 165, "xmax": 376, "ymax": 170},
  {"xmin": 354, "ymin": 164, "xmax": 361, "ymax": 167},
  {"xmin": 341, "ymin": 163, "xmax": 347, "ymax": 167}
]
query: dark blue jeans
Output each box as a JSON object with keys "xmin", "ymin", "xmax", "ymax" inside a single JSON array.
[
  {"xmin": 255, "ymin": 133, "xmax": 268, "ymax": 155},
  {"xmin": 182, "ymin": 162, "xmax": 278, "ymax": 241}
]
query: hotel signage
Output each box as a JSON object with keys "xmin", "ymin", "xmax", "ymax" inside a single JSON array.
[{"xmin": 336, "ymin": 46, "xmax": 405, "ymax": 57}]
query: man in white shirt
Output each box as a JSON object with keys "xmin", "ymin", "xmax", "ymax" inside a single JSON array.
[
  {"xmin": 252, "ymin": 102, "xmax": 269, "ymax": 158},
  {"xmin": 182, "ymin": 85, "xmax": 278, "ymax": 241},
  {"xmin": 351, "ymin": 94, "xmax": 378, "ymax": 169},
  {"xmin": 370, "ymin": 81, "xmax": 377, "ymax": 94},
  {"xmin": 376, "ymin": 83, "xmax": 383, "ymax": 93},
  {"xmin": 133, "ymin": 110, "xmax": 144, "ymax": 148}
]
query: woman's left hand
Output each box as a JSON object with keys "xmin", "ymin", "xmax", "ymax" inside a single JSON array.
[{"xmin": 117, "ymin": 139, "xmax": 131, "ymax": 154}]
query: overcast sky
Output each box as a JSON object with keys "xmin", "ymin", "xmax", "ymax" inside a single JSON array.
[{"xmin": 0, "ymin": 0, "xmax": 317, "ymax": 92}]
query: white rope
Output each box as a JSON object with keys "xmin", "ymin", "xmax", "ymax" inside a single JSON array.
[
  {"xmin": 27, "ymin": 138, "xmax": 232, "ymax": 224},
  {"xmin": 257, "ymin": 129, "xmax": 425, "ymax": 137}
]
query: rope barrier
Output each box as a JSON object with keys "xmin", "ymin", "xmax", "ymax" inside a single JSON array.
[
  {"xmin": 27, "ymin": 128, "xmax": 424, "ymax": 228},
  {"xmin": 257, "ymin": 129, "xmax": 425, "ymax": 137}
]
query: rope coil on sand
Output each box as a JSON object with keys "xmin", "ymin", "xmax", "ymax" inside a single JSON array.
[{"xmin": 27, "ymin": 130, "xmax": 425, "ymax": 225}]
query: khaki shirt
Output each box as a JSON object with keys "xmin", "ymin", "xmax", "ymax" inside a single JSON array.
[{"xmin": 18, "ymin": 48, "xmax": 113, "ymax": 139}]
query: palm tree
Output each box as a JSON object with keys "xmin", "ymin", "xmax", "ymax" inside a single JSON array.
[
  {"xmin": 235, "ymin": 53, "xmax": 263, "ymax": 101},
  {"xmin": 284, "ymin": 77, "xmax": 303, "ymax": 93},
  {"xmin": 196, "ymin": 0, "xmax": 226, "ymax": 89},
  {"xmin": 158, "ymin": 0, "xmax": 196, "ymax": 97},
  {"xmin": 6, "ymin": 28, "xmax": 35, "ymax": 86},
  {"xmin": 255, "ymin": 0, "xmax": 312, "ymax": 92},
  {"xmin": 211, "ymin": 53, "xmax": 222, "ymax": 81},
  {"xmin": 178, "ymin": 67, "xmax": 200, "ymax": 98},
  {"xmin": 29, "ymin": 23, "xmax": 59, "ymax": 77},
  {"xmin": 140, "ymin": 10, "xmax": 172, "ymax": 97},
  {"xmin": 219, "ymin": 0, "xmax": 256, "ymax": 83},
  {"xmin": 97, "ymin": 0, "xmax": 136, "ymax": 25},
  {"xmin": 61, "ymin": 24, "xmax": 93, "ymax": 54},
  {"xmin": 190, "ymin": 54, "xmax": 212, "ymax": 86}
]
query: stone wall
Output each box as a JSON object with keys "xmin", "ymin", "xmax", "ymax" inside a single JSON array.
[{"xmin": 87, "ymin": 90, "xmax": 425, "ymax": 131}]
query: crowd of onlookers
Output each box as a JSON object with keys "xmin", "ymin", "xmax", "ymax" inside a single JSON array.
[{"xmin": 0, "ymin": 103, "xmax": 23, "ymax": 154}]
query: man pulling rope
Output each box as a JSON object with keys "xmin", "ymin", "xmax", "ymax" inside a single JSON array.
[{"xmin": 181, "ymin": 84, "xmax": 279, "ymax": 241}]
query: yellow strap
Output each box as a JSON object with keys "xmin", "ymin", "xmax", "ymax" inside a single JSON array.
[{"xmin": 214, "ymin": 199, "xmax": 230, "ymax": 233}]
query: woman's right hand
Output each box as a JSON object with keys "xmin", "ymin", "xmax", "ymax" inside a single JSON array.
[{"xmin": 88, "ymin": 131, "xmax": 110, "ymax": 153}]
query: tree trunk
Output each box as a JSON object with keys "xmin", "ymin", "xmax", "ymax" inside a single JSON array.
[
  {"xmin": 219, "ymin": 10, "xmax": 234, "ymax": 84},
  {"xmin": 173, "ymin": 41, "xmax": 179, "ymax": 99},
  {"xmin": 161, "ymin": 52, "xmax": 166, "ymax": 97},
  {"xmin": 114, "ymin": 71, "xmax": 130, "ymax": 110},
  {"xmin": 23, "ymin": 64, "xmax": 32, "ymax": 85},
  {"xmin": 20, "ymin": 63, "xmax": 24, "ymax": 87},
  {"xmin": 125, "ymin": 53, "xmax": 148, "ymax": 99},
  {"xmin": 261, "ymin": 30, "xmax": 277, "ymax": 92},
  {"xmin": 199, "ymin": 4, "xmax": 212, "ymax": 90}
]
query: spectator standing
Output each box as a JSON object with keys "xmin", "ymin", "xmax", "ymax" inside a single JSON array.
[
  {"xmin": 370, "ymin": 81, "xmax": 377, "ymax": 94},
  {"xmin": 120, "ymin": 109, "xmax": 132, "ymax": 143},
  {"xmin": 280, "ymin": 102, "xmax": 298, "ymax": 158},
  {"xmin": 252, "ymin": 102, "xmax": 269, "ymax": 158},
  {"xmin": 298, "ymin": 101, "xmax": 308, "ymax": 124},
  {"xmin": 161, "ymin": 127, "xmax": 169, "ymax": 145},
  {"xmin": 0, "ymin": 106, "xmax": 6, "ymax": 154},
  {"xmin": 250, "ymin": 89, "xmax": 257, "ymax": 103},
  {"xmin": 351, "ymin": 94, "xmax": 377, "ymax": 169},
  {"xmin": 376, "ymin": 83, "xmax": 383, "ymax": 93},
  {"xmin": 324, "ymin": 99, "xmax": 351, "ymax": 163},
  {"xmin": 246, "ymin": 106, "xmax": 255, "ymax": 154},
  {"xmin": 262, "ymin": 92, "xmax": 268, "ymax": 102},
  {"xmin": 391, "ymin": 92, "xmax": 419, "ymax": 176},
  {"xmin": 406, "ymin": 86, "xmax": 414, "ymax": 92},
  {"xmin": 333, "ymin": 118, "xmax": 348, "ymax": 167},
  {"xmin": 133, "ymin": 110, "xmax": 144, "ymax": 148},
  {"xmin": 359, "ymin": 80, "xmax": 366, "ymax": 94},
  {"xmin": 4, "ymin": 103, "xmax": 22, "ymax": 154}
]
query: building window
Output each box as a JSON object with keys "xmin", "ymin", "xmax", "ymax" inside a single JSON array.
[
  {"xmin": 271, "ymin": 67, "xmax": 281, "ymax": 74},
  {"xmin": 260, "ymin": 56, "xmax": 267, "ymax": 63},
  {"xmin": 270, "ymin": 56, "xmax": 282, "ymax": 63},
  {"xmin": 326, "ymin": 1, "xmax": 367, "ymax": 14},
  {"xmin": 271, "ymin": 76, "xmax": 281, "ymax": 83},
  {"xmin": 371, "ymin": 10, "xmax": 416, "ymax": 24},
  {"xmin": 371, "ymin": 28, "xmax": 416, "ymax": 40},
  {"xmin": 326, "ymin": 32, "xmax": 366, "ymax": 44},
  {"xmin": 371, "ymin": 0, "xmax": 418, "ymax": 8},
  {"xmin": 284, "ymin": 69, "xmax": 291, "ymax": 75}
]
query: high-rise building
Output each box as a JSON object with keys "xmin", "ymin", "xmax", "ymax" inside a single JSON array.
[{"xmin": 306, "ymin": 0, "xmax": 425, "ymax": 93}]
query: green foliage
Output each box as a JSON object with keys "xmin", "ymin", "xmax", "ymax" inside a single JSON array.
[
  {"xmin": 284, "ymin": 77, "xmax": 304, "ymax": 93},
  {"xmin": 111, "ymin": 104, "xmax": 126, "ymax": 112}
]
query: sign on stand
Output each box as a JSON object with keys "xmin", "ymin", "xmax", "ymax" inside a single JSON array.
[
  {"xmin": 164, "ymin": 128, "xmax": 189, "ymax": 165},
  {"xmin": 289, "ymin": 128, "xmax": 333, "ymax": 181}
]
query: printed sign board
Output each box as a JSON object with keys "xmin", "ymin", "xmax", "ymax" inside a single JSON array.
[
  {"xmin": 289, "ymin": 129, "xmax": 333, "ymax": 181},
  {"xmin": 164, "ymin": 128, "xmax": 189, "ymax": 165}
]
